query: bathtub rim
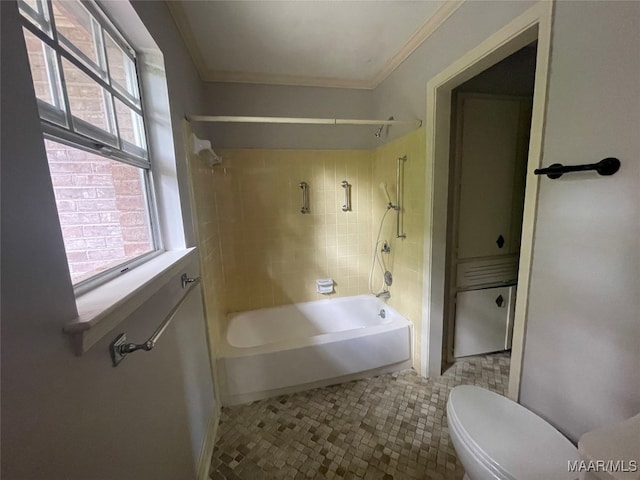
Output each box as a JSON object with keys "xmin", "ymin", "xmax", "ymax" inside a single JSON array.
[{"xmin": 220, "ymin": 294, "xmax": 411, "ymax": 358}]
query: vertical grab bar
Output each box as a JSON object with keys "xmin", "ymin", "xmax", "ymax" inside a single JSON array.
[
  {"xmin": 396, "ymin": 155, "xmax": 407, "ymax": 239},
  {"xmin": 341, "ymin": 180, "xmax": 351, "ymax": 212},
  {"xmin": 300, "ymin": 181, "xmax": 309, "ymax": 214}
]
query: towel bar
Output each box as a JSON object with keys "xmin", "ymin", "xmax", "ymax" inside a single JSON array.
[
  {"xmin": 534, "ymin": 157, "xmax": 620, "ymax": 179},
  {"xmin": 109, "ymin": 276, "xmax": 201, "ymax": 366}
]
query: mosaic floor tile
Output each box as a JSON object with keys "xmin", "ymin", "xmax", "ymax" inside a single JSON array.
[{"xmin": 210, "ymin": 352, "xmax": 510, "ymax": 479}]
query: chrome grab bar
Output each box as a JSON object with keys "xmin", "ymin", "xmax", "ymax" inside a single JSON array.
[
  {"xmin": 396, "ymin": 155, "xmax": 407, "ymax": 239},
  {"xmin": 300, "ymin": 181, "xmax": 309, "ymax": 214},
  {"xmin": 341, "ymin": 180, "xmax": 351, "ymax": 212},
  {"xmin": 109, "ymin": 275, "xmax": 201, "ymax": 367}
]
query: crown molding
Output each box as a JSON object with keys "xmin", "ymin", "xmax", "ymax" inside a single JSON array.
[
  {"xmin": 204, "ymin": 70, "xmax": 375, "ymax": 90},
  {"xmin": 167, "ymin": 0, "xmax": 465, "ymax": 90},
  {"xmin": 370, "ymin": 0, "xmax": 465, "ymax": 87},
  {"xmin": 166, "ymin": 1, "xmax": 208, "ymax": 79}
]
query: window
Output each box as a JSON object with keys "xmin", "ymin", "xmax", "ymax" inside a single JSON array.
[{"xmin": 19, "ymin": 0, "xmax": 160, "ymax": 290}]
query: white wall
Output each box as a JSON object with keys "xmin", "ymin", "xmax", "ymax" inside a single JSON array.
[
  {"xmin": 130, "ymin": 0, "xmax": 214, "ymax": 248},
  {"xmin": 372, "ymin": 0, "xmax": 536, "ymax": 140},
  {"xmin": 519, "ymin": 0, "xmax": 640, "ymax": 442},
  {"xmin": 1, "ymin": 1, "xmax": 215, "ymax": 478},
  {"xmin": 205, "ymin": 82, "xmax": 374, "ymax": 149}
]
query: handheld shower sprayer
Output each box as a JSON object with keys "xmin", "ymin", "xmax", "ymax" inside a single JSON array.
[
  {"xmin": 379, "ymin": 182, "xmax": 392, "ymax": 207},
  {"xmin": 379, "ymin": 182, "xmax": 398, "ymax": 210}
]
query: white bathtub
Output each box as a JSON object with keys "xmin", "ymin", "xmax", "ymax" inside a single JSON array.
[{"xmin": 217, "ymin": 295, "xmax": 413, "ymax": 405}]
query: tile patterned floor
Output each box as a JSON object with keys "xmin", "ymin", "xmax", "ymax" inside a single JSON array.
[{"xmin": 210, "ymin": 353, "xmax": 510, "ymax": 480}]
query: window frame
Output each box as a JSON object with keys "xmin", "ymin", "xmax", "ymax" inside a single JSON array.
[{"xmin": 18, "ymin": 0, "xmax": 164, "ymax": 295}]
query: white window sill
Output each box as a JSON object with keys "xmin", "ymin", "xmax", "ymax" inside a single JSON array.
[{"xmin": 63, "ymin": 248, "xmax": 196, "ymax": 355}]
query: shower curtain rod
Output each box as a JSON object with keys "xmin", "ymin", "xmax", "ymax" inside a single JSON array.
[{"xmin": 186, "ymin": 115, "xmax": 422, "ymax": 128}]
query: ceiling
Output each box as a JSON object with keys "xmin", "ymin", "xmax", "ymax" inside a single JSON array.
[{"xmin": 167, "ymin": 1, "xmax": 462, "ymax": 89}]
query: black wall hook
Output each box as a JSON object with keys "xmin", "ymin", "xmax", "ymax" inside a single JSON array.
[{"xmin": 534, "ymin": 157, "xmax": 620, "ymax": 179}]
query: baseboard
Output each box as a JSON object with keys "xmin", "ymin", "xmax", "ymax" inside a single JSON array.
[{"xmin": 196, "ymin": 406, "xmax": 220, "ymax": 480}]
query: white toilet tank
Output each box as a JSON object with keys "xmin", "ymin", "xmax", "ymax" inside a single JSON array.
[{"xmin": 577, "ymin": 413, "xmax": 640, "ymax": 480}]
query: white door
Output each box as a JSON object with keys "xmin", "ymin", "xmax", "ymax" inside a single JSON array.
[
  {"xmin": 456, "ymin": 94, "xmax": 531, "ymax": 259},
  {"xmin": 454, "ymin": 286, "xmax": 515, "ymax": 358}
]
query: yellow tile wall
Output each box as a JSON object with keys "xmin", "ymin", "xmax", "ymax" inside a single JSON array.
[
  {"xmin": 213, "ymin": 149, "xmax": 373, "ymax": 313},
  {"xmin": 372, "ymin": 128, "xmax": 427, "ymax": 373},
  {"xmin": 185, "ymin": 127, "xmax": 226, "ymax": 357},
  {"xmin": 189, "ymin": 129, "xmax": 427, "ymax": 373}
]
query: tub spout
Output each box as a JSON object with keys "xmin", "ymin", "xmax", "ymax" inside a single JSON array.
[{"xmin": 376, "ymin": 291, "xmax": 391, "ymax": 299}]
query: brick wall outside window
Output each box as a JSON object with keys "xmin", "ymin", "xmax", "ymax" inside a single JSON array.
[
  {"xmin": 45, "ymin": 140, "xmax": 152, "ymax": 284},
  {"xmin": 23, "ymin": 7, "xmax": 154, "ymax": 284}
]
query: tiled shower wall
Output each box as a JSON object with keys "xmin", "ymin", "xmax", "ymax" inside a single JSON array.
[
  {"xmin": 186, "ymin": 128, "xmax": 226, "ymax": 354},
  {"xmin": 372, "ymin": 128, "xmax": 427, "ymax": 371},
  {"xmin": 213, "ymin": 149, "xmax": 373, "ymax": 312},
  {"xmin": 189, "ymin": 129, "xmax": 427, "ymax": 372}
]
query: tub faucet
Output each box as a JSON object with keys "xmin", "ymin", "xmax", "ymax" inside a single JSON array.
[{"xmin": 376, "ymin": 291, "xmax": 391, "ymax": 299}]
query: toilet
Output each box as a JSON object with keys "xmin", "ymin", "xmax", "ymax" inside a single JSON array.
[{"xmin": 447, "ymin": 385, "xmax": 639, "ymax": 480}]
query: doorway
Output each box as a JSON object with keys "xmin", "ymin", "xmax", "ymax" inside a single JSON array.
[
  {"xmin": 420, "ymin": 2, "xmax": 554, "ymax": 401},
  {"xmin": 445, "ymin": 45, "xmax": 536, "ymax": 363}
]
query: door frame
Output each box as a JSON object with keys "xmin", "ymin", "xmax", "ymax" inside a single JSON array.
[{"xmin": 420, "ymin": 1, "xmax": 554, "ymax": 401}]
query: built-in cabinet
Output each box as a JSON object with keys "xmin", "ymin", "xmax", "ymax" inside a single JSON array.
[
  {"xmin": 454, "ymin": 285, "xmax": 516, "ymax": 357},
  {"xmin": 449, "ymin": 93, "xmax": 532, "ymax": 359}
]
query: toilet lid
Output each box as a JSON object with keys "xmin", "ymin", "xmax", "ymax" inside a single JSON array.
[{"xmin": 448, "ymin": 386, "xmax": 579, "ymax": 480}]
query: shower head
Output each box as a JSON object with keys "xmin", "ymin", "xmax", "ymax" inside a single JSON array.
[
  {"xmin": 374, "ymin": 116, "xmax": 394, "ymax": 138},
  {"xmin": 379, "ymin": 182, "xmax": 393, "ymax": 205}
]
